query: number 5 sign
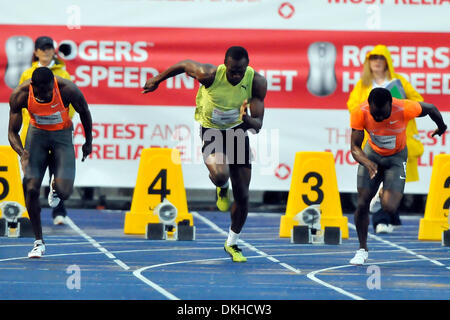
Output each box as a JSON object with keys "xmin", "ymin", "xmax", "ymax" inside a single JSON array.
[
  {"xmin": 124, "ymin": 148, "xmax": 193, "ymax": 235},
  {"xmin": 0, "ymin": 146, "xmax": 28, "ymax": 219},
  {"xmin": 279, "ymin": 151, "xmax": 348, "ymax": 239}
]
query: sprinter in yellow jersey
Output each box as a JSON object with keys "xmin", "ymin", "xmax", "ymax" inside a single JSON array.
[{"xmin": 143, "ymin": 46, "xmax": 267, "ymax": 262}]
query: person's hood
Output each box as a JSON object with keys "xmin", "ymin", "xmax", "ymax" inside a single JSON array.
[
  {"xmin": 364, "ymin": 44, "xmax": 396, "ymax": 78},
  {"xmin": 31, "ymin": 57, "xmax": 67, "ymax": 71}
]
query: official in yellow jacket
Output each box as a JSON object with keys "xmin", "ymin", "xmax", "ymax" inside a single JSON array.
[{"xmin": 347, "ymin": 44, "xmax": 424, "ymax": 183}]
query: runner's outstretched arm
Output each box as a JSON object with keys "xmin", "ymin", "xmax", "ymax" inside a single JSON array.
[
  {"xmin": 142, "ymin": 60, "xmax": 216, "ymax": 93},
  {"xmin": 418, "ymin": 102, "xmax": 447, "ymax": 137}
]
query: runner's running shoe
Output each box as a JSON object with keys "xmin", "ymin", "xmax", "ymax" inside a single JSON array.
[
  {"xmin": 28, "ymin": 240, "xmax": 45, "ymax": 258},
  {"xmin": 48, "ymin": 175, "xmax": 60, "ymax": 208},
  {"xmin": 349, "ymin": 248, "xmax": 368, "ymax": 265},
  {"xmin": 216, "ymin": 186, "xmax": 231, "ymax": 212},
  {"xmin": 224, "ymin": 242, "xmax": 247, "ymax": 262}
]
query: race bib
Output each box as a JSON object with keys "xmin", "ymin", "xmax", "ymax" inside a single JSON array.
[
  {"xmin": 32, "ymin": 111, "xmax": 63, "ymax": 125},
  {"xmin": 370, "ymin": 133, "xmax": 396, "ymax": 150},
  {"xmin": 211, "ymin": 108, "xmax": 240, "ymax": 126}
]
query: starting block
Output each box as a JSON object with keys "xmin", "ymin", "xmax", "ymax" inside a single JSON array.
[
  {"xmin": 290, "ymin": 205, "xmax": 342, "ymax": 245},
  {"xmin": 291, "ymin": 225, "xmax": 341, "ymax": 245},
  {"xmin": 0, "ymin": 201, "xmax": 33, "ymax": 238},
  {"xmin": 443, "ymin": 230, "xmax": 450, "ymax": 247},
  {"xmin": 146, "ymin": 220, "xmax": 195, "ymax": 241},
  {"xmin": 323, "ymin": 227, "xmax": 342, "ymax": 245},
  {"xmin": 145, "ymin": 198, "xmax": 195, "ymax": 241}
]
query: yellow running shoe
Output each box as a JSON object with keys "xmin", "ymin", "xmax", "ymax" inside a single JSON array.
[
  {"xmin": 224, "ymin": 242, "xmax": 247, "ymax": 262},
  {"xmin": 216, "ymin": 186, "xmax": 231, "ymax": 212}
]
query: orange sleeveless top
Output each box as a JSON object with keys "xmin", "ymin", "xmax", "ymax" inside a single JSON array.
[
  {"xmin": 28, "ymin": 77, "xmax": 72, "ymax": 131},
  {"xmin": 350, "ymin": 98, "xmax": 422, "ymax": 156}
]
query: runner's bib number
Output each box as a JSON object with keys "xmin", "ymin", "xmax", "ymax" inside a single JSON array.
[
  {"xmin": 211, "ymin": 108, "xmax": 240, "ymax": 126},
  {"xmin": 370, "ymin": 133, "xmax": 396, "ymax": 150},
  {"xmin": 32, "ymin": 112, "xmax": 63, "ymax": 125}
]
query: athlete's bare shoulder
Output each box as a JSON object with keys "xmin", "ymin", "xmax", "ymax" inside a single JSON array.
[
  {"xmin": 9, "ymin": 80, "xmax": 30, "ymax": 111},
  {"xmin": 252, "ymin": 71, "xmax": 267, "ymax": 99},
  {"xmin": 56, "ymin": 76, "xmax": 82, "ymax": 99},
  {"xmin": 182, "ymin": 60, "xmax": 217, "ymax": 87},
  {"xmin": 56, "ymin": 76, "xmax": 75, "ymax": 91},
  {"xmin": 56, "ymin": 76, "xmax": 89, "ymax": 112}
]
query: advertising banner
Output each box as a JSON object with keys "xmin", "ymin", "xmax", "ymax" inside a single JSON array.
[{"xmin": 0, "ymin": 0, "xmax": 448, "ymax": 192}]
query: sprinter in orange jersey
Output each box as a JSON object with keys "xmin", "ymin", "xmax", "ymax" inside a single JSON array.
[
  {"xmin": 8, "ymin": 67, "xmax": 92, "ymax": 258},
  {"xmin": 348, "ymin": 87, "xmax": 447, "ymax": 265}
]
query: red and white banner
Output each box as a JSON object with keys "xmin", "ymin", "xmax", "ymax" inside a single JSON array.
[{"xmin": 0, "ymin": 0, "xmax": 449, "ymax": 192}]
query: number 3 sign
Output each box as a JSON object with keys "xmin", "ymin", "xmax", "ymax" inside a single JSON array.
[{"xmin": 279, "ymin": 151, "xmax": 348, "ymax": 239}]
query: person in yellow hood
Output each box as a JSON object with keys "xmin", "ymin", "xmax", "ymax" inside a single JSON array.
[
  {"xmin": 347, "ymin": 44, "xmax": 424, "ymax": 234},
  {"xmin": 18, "ymin": 36, "xmax": 75, "ymax": 226}
]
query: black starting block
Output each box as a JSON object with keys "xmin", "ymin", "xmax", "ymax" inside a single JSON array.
[
  {"xmin": 145, "ymin": 223, "xmax": 165, "ymax": 240},
  {"xmin": 0, "ymin": 218, "xmax": 5, "ymax": 237},
  {"xmin": 442, "ymin": 230, "xmax": 450, "ymax": 247},
  {"xmin": 177, "ymin": 224, "xmax": 195, "ymax": 241},
  {"xmin": 324, "ymin": 226, "xmax": 342, "ymax": 245},
  {"xmin": 291, "ymin": 225, "xmax": 311, "ymax": 244},
  {"xmin": 0, "ymin": 217, "xmax": 34, "ymax": 238},
  {"xmin": 291, "ymin": 225, "xmax": 342, "ymax": 245},
  {"xmin": 0, "ymin": 202, "xmax": 32, "ymax": 237},
  {"xmin": 145, "ymin": 220, "xmax": 195, "ymax": 241}
]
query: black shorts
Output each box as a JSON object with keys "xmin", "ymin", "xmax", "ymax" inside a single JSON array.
[
  {"xmin": 24, "ymin": 125, "xmax": 75, "ymax": 183},
  {"xmin": 200, "ymin": 123, "xmax": 252, "ymax": 168},
  {"xmin": 357, "ymin": 143, "xmax": 407, "ymax": 193}
]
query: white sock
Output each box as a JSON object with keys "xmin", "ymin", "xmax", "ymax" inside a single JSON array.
[
  {"xmin": 220, "ymin": 181, "xmax": 229, "ymax": 189},
  {"xmin": 226, "ymin": 228, "xmax": 239, "ymax": 246}
]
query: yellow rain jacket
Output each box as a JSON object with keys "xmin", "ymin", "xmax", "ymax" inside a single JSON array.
[
  {"xmin": 18, "ymin": 58, "xmax": 75, "ymax": 145},
  {"xmin": 347, "ymin": 44, "xmax": 424, "ymax": 182}
]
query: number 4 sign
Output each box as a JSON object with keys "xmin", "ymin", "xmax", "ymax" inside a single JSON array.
[
  {"xmin": 124, "ymin": 148, "xmax": 193, "ymax": 235},
  {"xmin": 279, "ymin": 151, "xmax": 348, "ymax": 239}
]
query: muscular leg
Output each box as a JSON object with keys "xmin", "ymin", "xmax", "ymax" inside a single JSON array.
[
  {"xmin": 354, "ymin": 187, "xmax": 379, "ymax": 250},
  {"xmin": 204, "ymin": 153, "xmax": 229, "ymax": 187},
  {"xmin": 48, "ymin": 151, "xmax": 67, "ymax": 218},
  {"xmin": 229, "ymin": 165, "xmax": 251, "ymax": 234},
  {"xmin": 380, "ymin": 189, "xmax": 403, "ymax": 220},
  {"xmin": 51, "ymin": 130, "xmax": 76, "ymax": 203},
  {"xmin": 24, "ymin": 178, "xmax": 44, "ymax": 241},
  {"xmin": 52, "ymin": 178, "xmax": 74, "ymax": 201}
]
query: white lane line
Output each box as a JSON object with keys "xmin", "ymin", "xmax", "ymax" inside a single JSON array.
[
  {"xmin": 192, "ymin": 211, "xmax": 301, "ymax": 274},
  {"xmin": 0, "ymin": 239, "xmax": 170, "ymax": 248},
  {"xmin": 307, "ymin": 256, "xmax": 442, "ymax": 301},
  {"xmin": 65, "ymin": 217, "xmax": 130, "ymax": 271},
  {"xmin": 306, "ymin": 222, "xmax": 448, "ymax": 300},
  {"xmin": 307, "ymin": 265, "xmax": 365, "ymax": 300},
  {"xmin": 64, "ymin": 218, "xmax": 180, "ymax": 299},
  {"xmin": 133, "ymin": 211, "xmax": 302, "ymax": 299},
  {"xmin": 132, "ymin": 270, "xmax": 180, "ymax": 300},
  {"xmin": 348, "ymin": 223, "xmax": 445, "ymax": 266}
]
